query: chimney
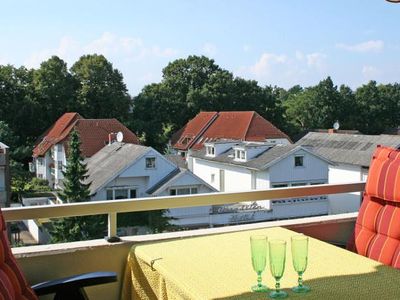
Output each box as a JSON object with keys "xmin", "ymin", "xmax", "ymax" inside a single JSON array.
[
  {"xmin": 328, "ymin": 129, "xmax": 337, "ymax": 134},
  {"xmin": 108, "ymin": 133, "xmax": 117, "ymax": 145}
]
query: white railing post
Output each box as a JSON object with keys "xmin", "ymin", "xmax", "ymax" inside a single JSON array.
[{"xmin": 106, "ymin": 212, "xmax": 119, "ymax": 242}]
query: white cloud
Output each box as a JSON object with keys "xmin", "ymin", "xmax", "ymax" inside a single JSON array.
[
  {"xmin": 336, "ymin": 40, "xmax": 384, "ymax": 53},
  {"xmin": 201, "ymin": 42, "xmax": 217, "ymax": 57},
  {"xmin": 243, "ymin": 44, "xmax": 252, "ymax": 52},
  {"xmin": 306, "ymin": 52, "xmax": 327, "ymax": 70},
  {"xmin": 237, "ymin": 51, "xmax": 329, "ymax": 88},
  {"xmin": 25, "ymin": 32, "xmax": 179, "ymax": 68},
  {"xmin": 250, "ymin": 53, "xmax": 288, "ymax": 76},
  {"xmin": 362, "ymin": 65, "xmax": 381, "ymax": 79}
]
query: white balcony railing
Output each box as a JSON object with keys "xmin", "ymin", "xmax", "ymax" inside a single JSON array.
[{"xmin": 3, "ymin": 182, "xmax": 366, "ymax": 239}]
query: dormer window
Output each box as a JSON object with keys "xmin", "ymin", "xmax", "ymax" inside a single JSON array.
[
  {"xmin": 294, "ymin": 155, "xmax": 304, "ymax": 167},
  {"xmin": 146, "ymin": 157, "xmax": 156, "ymax": 169},
  {"xmin": 234, "ymin": 149, "xmax": 246, "ymax": 161},
  {"xmin": 206, "ymin": 146, "xmax": 215, "ymax": 156}
]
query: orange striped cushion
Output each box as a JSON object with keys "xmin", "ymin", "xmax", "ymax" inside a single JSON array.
[
  {"xmin": 353, "ymin": 146, "xmax": 400, "ymax": 269},
  {"xmin": 0, "ymin": 209, "xmax": 37, "ymax": 300}
]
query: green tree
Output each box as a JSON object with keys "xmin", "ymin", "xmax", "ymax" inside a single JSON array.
[
  {"xmin": 33, "ymin": 56, "xmax": 76, "ymax": 122},
  {"xmin": 71, "ymin": 54, "xmax": 131, "ymax": 121},
  {"xmin": 51, "ymin": 130, "xmax": 106, "ymax": 242},
  {"xmin": 131, "ymin": 55, "xmax": 285, "ymax": 150}
]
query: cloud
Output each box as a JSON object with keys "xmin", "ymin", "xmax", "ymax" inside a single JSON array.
[
  {"xmin": 25, "ymin": 32, "xmax": 179, "ymax": 68},
  {"xmin": 201, "ymin": 42, "xmax": 217, "ymax": 57},
  {"xmin": 243, "ymin": 44, "xmax": 252, "ymax": 52},
  {"xmin": 306, "ymin": 53, "xmax": 327, "ymax": 70},
  {"xmin": 250, "ymin": 53, "xmax": 288, "ymax": 76},
  {"xmin": 237, "ymin": 51, "xmax": 328, "ymax": 88},
  {"xmin": 362, "ymin": 65, "xmax": 381, "ymax": 79},
  {"xmin": 336, "ymin": 40, "xmax": 384, "ymax": 53}
]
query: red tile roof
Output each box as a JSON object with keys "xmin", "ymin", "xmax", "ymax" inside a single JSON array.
[
  {"xmin": 172, "ymin": 111, "xmax": 291, "ymax": 151},
  {"xmin": 33, "ymin": 113, "xmax": 139, "ymax": 157}
]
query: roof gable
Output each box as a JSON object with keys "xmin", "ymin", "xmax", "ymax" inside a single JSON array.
[
  {"xmin": 33, "ymin": 113, "xmax": 139, "ymax": 158},
  {"xmin": 172, "ymin": 111, "xmax": 291, "ymax": 151}
]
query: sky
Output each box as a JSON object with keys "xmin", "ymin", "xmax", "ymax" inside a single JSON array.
[{"xmin": 1, "ymin": 0, "xmax": 399, "ymax": 95}]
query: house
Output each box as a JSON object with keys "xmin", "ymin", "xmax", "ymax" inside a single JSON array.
[
  {"xmin": 171, "ymin": 111, "xmax": 291, "ymax": 157},
  {"xmin": 0, "ymin": 142, "xmax": 10, "ymax": 208},
  {"xmin": 32, "ymin": 112, "xmax": 139, "ymax": 188},
  {"xmin": 84, "ymin": 142, "xmax": 217, "ymax": 228},
  {"xmin": 297, "ymin": 132, "xmax": 400, "ymax": 214},
  {"xmin": 188, "ymin": 141, "xmax": 331, "ymax": 223}
]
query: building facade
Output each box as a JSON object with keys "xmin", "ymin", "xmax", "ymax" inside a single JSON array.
[{"xmin": 188, "ymin": 141, "xmax": 330, "ymax": 223}]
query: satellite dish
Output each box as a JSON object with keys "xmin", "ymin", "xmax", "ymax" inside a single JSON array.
[
  {"xmin": 333, "ymin": 120, "xmax": 340, "ymax": 130},
  {"xmin": 116, "ymin": 131, "xmax": 124, "ymax": 143}
]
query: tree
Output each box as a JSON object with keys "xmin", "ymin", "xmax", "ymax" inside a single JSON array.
[
  {"xmin": 51, "ymin": 130, "xmax": 106, "ymax": 242},
  {"xmin": 33, "ymin": 56, "xmax": 76, "ymax": 122},
  {"xmin": 71, "ymin": 54, "xmax": 131, "ymax": 121},
  {"xmin": 131, "ymin": 55, "xmax": 285, "ymax": 150}
]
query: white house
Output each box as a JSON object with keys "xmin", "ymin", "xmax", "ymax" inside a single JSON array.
[
  {"xmin": 84, "ymin": 142, "xmax": 217, "ymax": 228},
  {"xmin": 297, "ymin": 132, "xmax": 400, "ymax": 214},
  {"xmin": 32, "ymin": 112, "xmax": 139, "ymax": 188},
  {"xmin": 188, "ymin": 141, "xmax": 331, "ymax": 223}
]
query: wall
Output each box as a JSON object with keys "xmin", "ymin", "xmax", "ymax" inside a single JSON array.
[
  {"xmin": 119, "ymin": 148, "xmax": 176, "ymax": 189},
  {"xmin": 22, "ymin": 219, "xmax": 50, "ymax": 244},
  {"xmin": 269, "ymin": 149, "xmax": 329, "ymax": 184},
  {"xmin": 328, "ymin": 164, "xmax": 362, "ymax": 214},
  {"xmin": 192, "ymin": 158, "xmax": 253, "ymax": 192}
]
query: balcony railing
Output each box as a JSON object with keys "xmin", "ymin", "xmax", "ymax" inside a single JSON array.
[
  {"xmin": 3, "ymin": 182, "xmax": 365, "ymax": 239},
  {"xmin": 6, "ymin": 182, "xmax": 365, "ymax": 300}
]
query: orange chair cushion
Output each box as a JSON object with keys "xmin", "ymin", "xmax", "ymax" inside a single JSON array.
[
  {"xmin": 354, "ymin": 146, "xmax": 400, "ymax": 268},
  {"xmin": 0, "ymin": 209, "xmax": 37, "ymax": 300}
]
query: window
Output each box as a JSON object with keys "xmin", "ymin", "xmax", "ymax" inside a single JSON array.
[
  {"xmin": 294, "ymin": 156, "xmax": 304, "ymax": 167},
  {"xmin": 145, "ymin": 157, "xmax": 156, "ymax": 169},
  {"xmin": 291, "ymin": 182, "xmax": 306, "ymax": 187},
  {"xmin": 57, "ymin": 161, "xmax": 63, "ymax": 171},
  {"xmin": 234, "ymin": 149, "xmax": 246, "ymax": 161},
  {"xmin": 106, "ymin": 188, "xmax": 137, "ymax": 200},
  {"xmin": 38, "ymin": 174, "xmax": 43, "ymax": 179},
  {"xmin": 37, "ymin": 158, "xmax": 44, "ymax": 166},
  {"xmin": 272, "ymin": 184, "xmax": 288, "ymax": 188},
  {"xmin": 206, "ymin": 146, "xmax": 215, "ymax": 156},
  {"xmin": 57, "ymin": 144, "xmax": 63, "ymax": 152},
  {"xmin": 170, "ymin": 187, "xmax": 198, "ymax": 196},
  {"xmin": 211, "ymin": 174, "xmax": 215, "ymax": 183}
]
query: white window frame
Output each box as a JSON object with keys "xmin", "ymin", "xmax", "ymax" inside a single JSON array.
[
  {"xmin": 206, "ymin": 146, "xmax": 215, "ymax": 156},
  {"xmin": 170, "ymin": 186, "xmax": 198, "ymax": 196},
  {"xmin": 106, "ymin": 187, "xmax": 137, "ymax": 200}
]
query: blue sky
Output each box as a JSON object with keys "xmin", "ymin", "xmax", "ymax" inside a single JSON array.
[{"xmin": 1, "ymin": 0, "xmax": 399, "ymax": 95}]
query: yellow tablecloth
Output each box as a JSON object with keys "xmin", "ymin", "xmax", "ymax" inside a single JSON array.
[{"xmin": 121, "ymin": 227, "xmax": 400, "ymax": 299}]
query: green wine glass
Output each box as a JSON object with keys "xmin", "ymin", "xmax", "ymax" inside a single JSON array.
[
  {"xmin": 268, "ymin": 240, "xmax": 288, "ymax": 299},
  {"xmin": 291, "ymin": 235, "xmax": 311, "ymax": 293},
  {"xmin": 250, "ymin": 235, "xmax": 269, "ymax": 292}
]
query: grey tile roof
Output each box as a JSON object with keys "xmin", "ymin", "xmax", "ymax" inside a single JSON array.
[
  {"xmin": 296, "ymin": 132, "xmax": 400, "ymax": 167},
  {"xmin": 84, "ymin": 143, "xmax": 150, "ymax": 195},
  {"xmin": 164, "ymin": 154, "xmax": 188, "ymax": 169},
  {"xmin": 146, "ymin": 168, "xmax": 181, "ymax": 194},
  {"xmin": 190, "ymin": 144, "xmax": 300, "ymax": 170}
]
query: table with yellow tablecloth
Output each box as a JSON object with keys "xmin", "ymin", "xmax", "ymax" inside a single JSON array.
[{"xmin": 121, "ymin": 227, "xmax": 400, "ymax": 299}]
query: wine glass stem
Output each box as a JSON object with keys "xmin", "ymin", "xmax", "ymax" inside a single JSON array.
[
  {"xmin": 275, "ymin": 279, "xmax": 281, "ymax": 293},
  {"xmin": 298, "ymin": 273, "xmax": 303, "ymax": 287},
  {"xmin": 257, "ymin": 271, "xmax": 262, "ymax": 287}
]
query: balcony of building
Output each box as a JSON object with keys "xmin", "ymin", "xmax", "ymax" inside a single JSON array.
[{"xmin": 4, "ymin": 182, "xmax": 365, "ymax": 299}]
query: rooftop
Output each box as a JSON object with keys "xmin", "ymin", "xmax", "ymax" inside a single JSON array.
[
  {"xmin": 33, "ymin": 113, "xmax": 139, "ymax": 158},
  {"xmin": 171, "ymin": 111, "xmax": 291, "ymax": 151},
  {"xmin": 297, "ymin": 132, "xmax": 400, "ymax": 167}
]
